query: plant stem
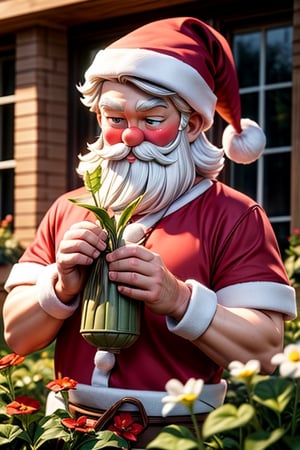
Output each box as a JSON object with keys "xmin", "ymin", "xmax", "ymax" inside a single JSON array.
[
  {"xmin": 91, "ymin": 191, "xmax": 99, "ymax": 208},
  {"xmin": 191, "ymin": 412, "xmax": 205, "ymax": 450},
  {"xmin": 61, "ymin": 390, "xmax": 70, "ymax": 413},
  {"xmin": 5, "ymin": 367, "xmax": 16, "ymax": 400},
  {"xmin": 246, "ymin": 381, "xmax": 261, "ymax": 432},
  {"xmin": 291, "ymin": 379, "xmax": 300, "ymax": 436}
]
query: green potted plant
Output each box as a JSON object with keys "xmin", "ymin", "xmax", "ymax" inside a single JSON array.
[{"xmin": 70, "ymin": 167, "xmax": 143, "ymax": 353}]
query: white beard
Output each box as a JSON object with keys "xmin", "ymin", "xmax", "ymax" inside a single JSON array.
[{"xmin": 77, "ymin": 129, "xmax": 196, "ymax": 215}]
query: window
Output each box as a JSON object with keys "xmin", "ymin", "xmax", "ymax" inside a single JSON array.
[
  {"xmin": 0, "ymin": 39, "xmax": 15, "ymax": 220},
  {"xmin": 230, "ymin": 25, "xmax": 292, "ymax": 253}
]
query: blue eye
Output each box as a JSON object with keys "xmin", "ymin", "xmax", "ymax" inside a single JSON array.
[
  {"xmin": 146, "ymin": 118, "xmax": 162, "ymax": 126},
  {"xmin": 106, "ymin": 117, "xmax": 127, "ymax": 128}
]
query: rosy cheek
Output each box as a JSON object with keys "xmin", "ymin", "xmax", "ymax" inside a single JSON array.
[
  {"xmin": 102, "ymin": 128, "xmax": 123, "ymax": 145},
  {"xmin": 144, "ymin": 122, "xmax": 179, "ymax": 146}
]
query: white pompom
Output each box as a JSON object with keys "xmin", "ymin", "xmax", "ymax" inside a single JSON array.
[
  {"xmin": 222, "ymin": 118, "xmax": 266, "ymax": 164},
  {"xmin": 94, "ymin": 350, "xmax": 116, "ymax": 371},
  {"xmin": 122, "ymin": 222, "xmax": 147, "ymax": 243}
]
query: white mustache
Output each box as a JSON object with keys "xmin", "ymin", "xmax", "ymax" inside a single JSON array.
[
  {"xmin": 90, "ymin": 132, "xmax": 182, "ymax": 166},
  {"xmin": 77, "ymin": 126, "xmax": 197, "ymax": 215}
]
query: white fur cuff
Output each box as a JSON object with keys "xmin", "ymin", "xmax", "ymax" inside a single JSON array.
[
  {"xmin": 36, "ymin": 263, "xmax": 80, "ymax": 320},
  {"xmin": 166, "ymin": 279, "xmax": 217, "ymax": 340}
]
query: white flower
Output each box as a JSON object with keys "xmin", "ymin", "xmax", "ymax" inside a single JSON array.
[
  {"xmin": 228, "ymin": 359, "xmax": 261, "ymax": 379},
  {"xmin": 271, "ymin": 342, "xmax": 300, "ymax": 378},
  {"xmin": 161, "ymin": 377, "xmax": 204, "ymax": 417}
]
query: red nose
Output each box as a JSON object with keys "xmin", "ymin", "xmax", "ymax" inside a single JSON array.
[{"xmin": 122, "ymin": 127, "xmax": 144, "ymax": 147}]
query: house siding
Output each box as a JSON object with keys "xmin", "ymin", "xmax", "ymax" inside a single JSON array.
[{"xmin": 14, "ymin": 26, "xmax": 68, "ymax": 244}]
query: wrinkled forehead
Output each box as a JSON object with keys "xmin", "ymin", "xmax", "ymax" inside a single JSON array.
[{"xmin": 99, "ymin": 80, "xmax": 174, "ymax": 111}]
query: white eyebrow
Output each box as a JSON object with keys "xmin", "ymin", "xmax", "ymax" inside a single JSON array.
[
  {"xmin": 99, "ymin": 96, "xmax": 169, "ymax": 112},
  {"xmin": 136, "ymin": 98, "xmax": 169, "ymax": 112},
  {"xmin": 99, "ymin": 98, "xmax": 124, "ymax": 111}
]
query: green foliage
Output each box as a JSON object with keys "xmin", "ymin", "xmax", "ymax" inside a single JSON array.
[
  {"xmin": 202, "ymin": 403, "xmax": 255, "ymax": 438},
  {"xmin": 284, "ymin": 319, "xmax": 300, "ymax": 346},
  {"xmin": 145, "ymin": 336, "xmax": 300, "ymax": 450},
  {"xmin": 147, "ymin": 424, "xmax": 199, "ymax": 450},
  {"xmin": 252, "ymin": 378, "xmax": 294, "ymax": 413},
  {"xmin": 0, "ymin": 345, "xmax": 54, "ymax": 411},
  {"xmin": 284, "ymin": 229, "xmax": 300, "ymax": 287},
  {"xmin": 0, "ymin": 351, "xmax": 129, "ymax": 449},
  {"xmin": 0, "ymin": 215, "xmax": 24, "ymax": 265},
  {"xmin": 0, "ymin": 408, "xmax": 127, "ymax": 449}
]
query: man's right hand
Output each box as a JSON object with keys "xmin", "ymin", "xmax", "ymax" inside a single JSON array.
[{"xmin": 55, "ymin": 221, "xmax": 107, "ymax": 303}]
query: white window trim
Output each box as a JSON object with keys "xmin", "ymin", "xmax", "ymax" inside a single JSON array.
[{"xmin": 0, "ymin": 94, "xmax": 15, "ymax": 105}]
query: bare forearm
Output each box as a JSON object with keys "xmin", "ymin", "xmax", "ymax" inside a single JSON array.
[
  {"xmin": 193, "ymin": 306, "xmax": 284, "ymax": 373},
  {"xmin": 3, "ymin": 285, "xmax": 64, "ymax": 355}
]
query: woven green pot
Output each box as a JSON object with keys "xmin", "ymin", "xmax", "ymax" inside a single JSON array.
[{"xmin": 80, "ymin": 255, "xmax": 141, "ymax": 352}]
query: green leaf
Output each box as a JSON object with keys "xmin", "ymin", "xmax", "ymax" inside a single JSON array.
[
  {"xmin": 285, "ymin": 434, "xmax": 300, "ymax": 449},
  {"xmin": 116, "ymin": 194, "xmax": 144, "ymax": 241},
  {"xmin": 69, "ymin": 200, "xmax": 117, "ymax": 245},
  {"xmin": 81, "ymin": 430, "xmax": 129, "ymax": 449},
  {"xmin": 244, "ymin": 428, "xmax": 286, "ymax": 450},
  {"xmin": 0, "ymin": 424, "xmax": 25, "ymax": 444},
  {"xmin": 84, "ymin": 167, "xmax": 102, "ymax": 195},
  {"xmin": 253, "ymin": 378, "xmax": 294, "ymax": 413},
  {"xmin": 220, "ymin": 436, "xmax": 241, "ymax": 449},
  {"xmin": 202, "ymin": 403, "xmax": 255, "ymax": 438},
  {"xmin": 146, "ymin": 424, "xmax": 198, "ymax": 450},
  {"xmin": 32, "ymin": 411, "xmax": 71, "ymax": 448}
]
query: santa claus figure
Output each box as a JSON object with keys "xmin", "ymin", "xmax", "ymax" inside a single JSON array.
[{"xmin": 3, "ymin": 17, "xmax": 296, "ymax": 447}]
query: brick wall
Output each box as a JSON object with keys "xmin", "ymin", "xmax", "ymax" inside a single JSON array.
[{"xmin": 14, "ymin": 26, "xmax": 68, "ymax": 246}]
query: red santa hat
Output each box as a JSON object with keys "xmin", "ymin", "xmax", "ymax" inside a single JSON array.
[{"xmin": 85, "ymin": 17, "xmax": 266, "ymax": 164}]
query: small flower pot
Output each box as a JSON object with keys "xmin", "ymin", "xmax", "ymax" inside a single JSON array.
[{"xmin": 80, "ymin": 255, "xmax": 140, "ymax": 352}]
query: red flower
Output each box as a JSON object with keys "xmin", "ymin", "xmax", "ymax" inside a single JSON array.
[
  {"xmin": 46, "ymin": 377, "xmax": 78, "ymax": 392},
  {"xmin": 108, "ymin": 412, "xmax": 144, "ymax": 442},
  {"xmin": 61, "ymin": 415, "xmax": 97, "ymax": 433},
  {"xmin": 0, "ymin": 214, "xmax": 13, "ymax": 228},
  {"xmin": 0, "ymin": 353, "xmax": 25, "ymax": 370},
  {"xmin": 6, "ymin": 396, "xmax": 40, "ymax": 415}
]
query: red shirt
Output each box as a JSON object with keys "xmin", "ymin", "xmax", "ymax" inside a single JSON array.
[{"xmin": 19, "ymin": 180, "xmax": 291, "ymax": 389}]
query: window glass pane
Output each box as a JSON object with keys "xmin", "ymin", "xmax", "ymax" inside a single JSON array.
[
  {"xmin": 0, "ymin": 48, "xmax": 15, "ymax": 220},
  {"xmin": 231, "ymin": 25, "xmax": 292, "ymax": 248},
  {"xmin": 240, "ymin": 92, "xmax": 259, "ymax": 122},
  {"xmin": 0, "ymin": 169, "xmax": 14, "ymax": 218},
  {"xmin": 266, "ymin": 27, "xmax": 292, "ymax": 84},
  {"xmin": 230, "ymin": 162, "xmax": 257, "ymax": 200},
  {"xmin": 271, "ymin": 221, "xmax": 290, "ymax": 259},
  {"xmin": 0, "ymin": 103, "xmax": 14, "ymax": 160},
  {"xmin": 265, "ymin": 88, "xmax": 291, "ymax": 147},
  {"xmin": 263, "ymin": 152, "xmax": 290, "ymax": 216},
  {"xmin": 0, "ymin": 54, "xmax": 15, "ymax": 96},
  {"xmin": 233, "ymin": 32, "xmax": 260, "ymax": 87}
]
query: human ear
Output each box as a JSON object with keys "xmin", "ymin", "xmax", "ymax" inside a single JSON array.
[
  {"xmin": 96, "ymin": 110, "xmax": 102, "ymax": 127},
  {"xmin": 187, "ymin": 112, "xmax": 203, "ymax": 143}
]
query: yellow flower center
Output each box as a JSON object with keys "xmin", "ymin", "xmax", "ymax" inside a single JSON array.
[
  {"xmin": 288, "ymin": 350, "xmax": 300, "ymax": 362},
  {"xmin": 238, "ymin": 369, "xmax": 254, "ymax": 378},
  {"xmin": 178, "ymin": 393, "xmax": 197, "ymax": 407}
]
